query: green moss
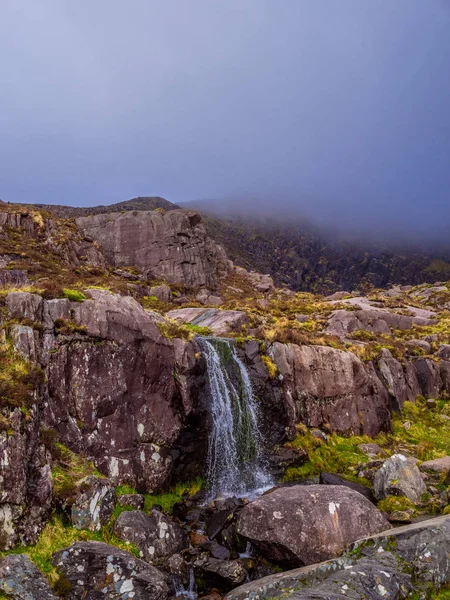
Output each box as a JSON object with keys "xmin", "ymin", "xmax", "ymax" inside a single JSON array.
[
  {"xmin": 283, "ymin": 429, "xmax": 372, "ymax": 485},
  {"xmin": 62, "ymin": 289, "xmax": 86, "ymax": 302},
  {"xmin": 184, "ymin": 323, "xmax": 212, "ymax": 336},
  {"xmin": 143, "ymin": 477, "xmax": 203, "ymax": 514},
  {"xmin": 0, "ymin": 512, "xmax": 139, "ymax": 592},
  {"xmin": 261, "ymin": 355, "xmax": 279, "ymax": 379},
  {"xmin": 0, "ymin": 338, "xmax": 45, "ymax": 411},
  {"xmin": 51, "ymin": 443, "xmax": 98, "ymax": 505},
  {"xmin": 377, "ymin": 495, "xmax": 415, "ymax": 513},
  {"xmin": 115, "ymin": 484, "xmax": 138, "ymax": 495}
]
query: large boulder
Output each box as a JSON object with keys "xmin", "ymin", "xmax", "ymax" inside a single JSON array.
[
  {"xmin": 237, "ymin": 485, "xmax": 390, "ymax": 567},
  {"xmin": 167, "ymin": 307, "xmax": 247, "ymax": 335},
  {"xmin": 413, "ymin": 358, "xmax": 443, "ymax": 398},
  {"xmin": 76, "ymin": 209, "xmax": 229, "ymax": 288},
  {"xmin": 377, "ymin": 349, "xmax": 421, "ymax": 410},
  {"xmin": 114, "ymin": 509, "xmax": 187, "ymax": 562},
  {"xmin": 374, "ymin": 454, "xmax": 427, "ymax": 504},
  {"xmin": 71, "ymin": 476, "xmax": 116, "ymax": 531},
  {"xmin": 52, "ymin": 541, "xmax": 169, "ymax": 599},
  {"xmin": 271, "ymin": 343, "xmax": 391, "ymax": 436},
  {"xmin": 0, "ymin": 554, "xmax": 57, "ymax": 599}
]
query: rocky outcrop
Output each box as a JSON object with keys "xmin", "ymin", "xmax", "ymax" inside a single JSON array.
[
  {"xmin": 326, "ymin": 303, "xmax": 437, "ymax": 338},
  {"xmin": 374, "ymin": 454, "xmax": 427, "ymax": 503},
  {"xmin": 53, "ymin": 541, "xmax": 169, "ymax": 599},
  {"xmin": 270, "ymin": 343, "xmax": 391, "ymax": 436},
  {"xmin": 114, "ymin": 509, "xmax": 187, "ymax": 562},
  {"xmin": 0, "ymin": 407, "xmax": 52, "ymax": 550},
  {"xmin": 71, "ymin": 476, "xmax": 116, "ymax": 531},
  {"xmin": 377, "ymin": 349, "xmax": 421, "ymax": 410},
  {"xmin": 42, "ymin": 290, "xmax": 207, "ymax": 491},
  {"xmin": 237, "ymin": 485, "xmax": 390, "ymax": 567},
  {"xmin": 76, "ymin": 209, "xmax": 229, "ymax": 288},
  {"xmin": 226, "ymin": 515, "xmax": 450, "ymax": 600},
  {"xmin": 0, "ymin": 208, "xmax": 106, "ymax": 268},
  {"xmin": 167, "ymin": 307, "xmax": 247, "ymax": 335},
  {"xmin": 0, "ymin": 554, "xmax": 58, "ymax": 600}
]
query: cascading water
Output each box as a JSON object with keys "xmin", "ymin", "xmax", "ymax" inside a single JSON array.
[{"xmin": 197, "ymin": 337, "xmax": 273, "ymax": 500}]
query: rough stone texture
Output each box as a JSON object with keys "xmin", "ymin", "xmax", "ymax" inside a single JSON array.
[
  {"xmin": 437, "ymin": 344, "xmax": 450, "ymax": 360},
  {"xmin": 377, "ymin": 349, "xmax": 421, "ymax": 410},
  {"xmin": 42, "ymin": 290, "xmax": 207, "ymax": 490},
  {"xmin": 413, "ymin": 358, "xmax": 443, "ymax": 398},
  {"xmin": 76, "ymin": 209, "xmax": 229, "ymax": 288},
  {"xmin": 0, "ymin": 408, "xmax": 52, "ymax": 550},
  {"xmin": 226, "ymin": 516, "xmax": 450, "ymax": 600},
  {"xmin": 6, "ymin": 292, "xmax": 43, "ymax": 322},
  {"xmin": 167, "ymin": 307, "xmax": 247, "ymax": 335},
  {"xmin": 0, "ymin": 269, "xmax": 30, "ymax": 287},
  {"xmin": 326, "ymin": 306, "xmax": 436, "ymax": 338},
  {"xmin": 117, "ymin": 494, "xmax": 145, "ymax": 510},
  {"xmin": 194, "ymin": 555, "xmax": 247, "ymax": 586},
  {"xmin": 10, "ymin": 324, "xmax": 39, "ymax": 362},
  {"xmin": 0, "ymin": 554, "xmax": 58, "ymax": 599},
  {"xmin": 42, "ymin": 298, "xmax": 71, "ymax": 331},
  {"xmin": 374, "ymin": 454, "xmax": 427, "ymax": 503},
  {"xmin": 53, "ymin": 541, "xmax": 169, "ymax": 599},
  {"xmin": 419, "ymin": 456, "xmax": 450, "ymax": 473},
  {"xmin": 271, "ymin": 342, "xmax": 391, "ymax": 436},
  {"xmin": 114, "ymin": 509, "xmax": 186, "ymax": 562},
  {"xmin": 319, "ymin": 473, "xmax": 375, "ymax": 503},
  {"xmin": 71, "ymin": 476, "xmax": 116, "ymax": 531},
  {"xmin": 149, "ymin": 284, "xmax": 172, "ymax": 303},
  {"xmin": 237, "ymin": 485, "xmax": 390, "ymax": 567}
]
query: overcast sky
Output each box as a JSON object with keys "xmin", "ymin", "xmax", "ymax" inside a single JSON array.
[{"xmin": 1, "ymin": 1, "xmax": 449, "ymax": 234}]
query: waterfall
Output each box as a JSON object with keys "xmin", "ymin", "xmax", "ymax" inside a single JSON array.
[{"xmin": 197, "ymin": 337, "xmax": 273, "ymax": 500}]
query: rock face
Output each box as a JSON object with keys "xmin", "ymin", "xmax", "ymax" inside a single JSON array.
[
  {"xmin": 377, "ymin": 349, "xmax": 421, "ymax": 410},
  {"xmin": 271, "ymin": 343, "xmax": 391, "ymax": 436},
  {"xmin": 237, "ymin": 485, "xmax": 390, "ymax": 567},
  {"xmin": 71, "ymin": 476, "xmax": 116, "ymax": 531},
  {"xmin": 0, "ymin": 407, "xmax": 52, "ymax": 550},
  {"xmin": 114, "ymin": 509, "xmax": 186, "ymax": 562},
  {"xmin": 167, "ymin": 307, "xmax": 247, "ymax": 335},
  {"xmin": 76, "ymin": 209, "xmax": 229, "ymax": 288},
  {"xmin": 0, "ymin": 554, "xmax": 58, "ymax": 600},
  {"xmin": 43, "ymin": 290, "xmax": 207, "ymax": 490},
  {"xmin": 53, "ymin": 541, "xmax": 169, "ymax": 599},
  {"xmin": 374, "ymin": 454, "xmax": 427, "ymax": 503}
]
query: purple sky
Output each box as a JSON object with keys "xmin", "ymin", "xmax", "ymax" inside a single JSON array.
[{"xmin": 1, "ymin": 1, "xmax": 450, "ymax": 234}]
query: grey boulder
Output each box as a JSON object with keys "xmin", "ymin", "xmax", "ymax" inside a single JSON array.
[
  {"xmin": 374, "ymin": 454, "xmax": 427, "ymax": 504},
  {"xmin": 0, "ymin": 554, "xmax": 57, "ymax": 600},
  {"xmin": 114, "ymin": 509, "xmax": 187, "ymax": 562},
  {"xmin": 52, "ymin": 541, "xmax": 169, "ymax": 599},
  {"xmin": 237, "ymin": 485, "xmax": 390, "ymax": 566}
]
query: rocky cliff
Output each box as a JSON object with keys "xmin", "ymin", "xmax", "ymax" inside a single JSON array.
[{"xmin": 76, "ymin": 209, "xmax": 229, "ymax": 288}]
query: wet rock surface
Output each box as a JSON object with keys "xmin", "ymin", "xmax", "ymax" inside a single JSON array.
[{"xmin": 167, "ymin": 307, "xmax": 248, "ymax": 335}]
